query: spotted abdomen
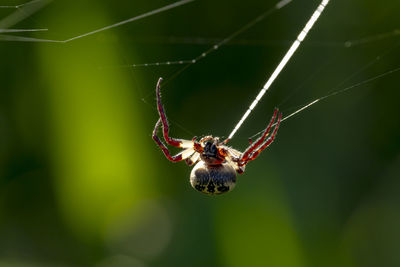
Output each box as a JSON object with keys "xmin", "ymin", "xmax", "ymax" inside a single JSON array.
[{"xmin": 190, "ymin": 162, "xmax": 236, "ymax": 195}]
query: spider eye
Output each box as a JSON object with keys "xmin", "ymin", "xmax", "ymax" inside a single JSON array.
[{"xmin": 203, "ymin": 141, "xmax": 217, "ymax": 154}]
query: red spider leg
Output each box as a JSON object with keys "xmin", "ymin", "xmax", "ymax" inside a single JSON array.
[
  {"xmin": 240, "ymin": 108, "xmax": 278, "ymax": 163},
  {"xmin": 156, "ymin": 77, "xmax": 190, "ymax": 148},
  {"xmin": 241, "ymin": 112, "xmax": 282, "ymax": 165},
  {"xmin": 152, "ymin": 118, "xmax": 185, "ymax": 162}
]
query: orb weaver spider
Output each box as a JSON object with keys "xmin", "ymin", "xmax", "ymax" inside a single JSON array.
[{"xmin": 152, "ymin": 78, "xmax": 282, "ymax": 195}]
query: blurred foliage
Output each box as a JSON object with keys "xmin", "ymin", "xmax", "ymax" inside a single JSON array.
[{"xmin": 0, "ymin": 0, "xmax": 400, "ymax": 266}]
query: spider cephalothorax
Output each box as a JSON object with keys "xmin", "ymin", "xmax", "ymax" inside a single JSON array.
[
  {"xmin": 152, "ymin": 78, "xmax": 282, "ymax": 195},
  {"xmin": 195, "ymin": 136, "xmax": 224, "ymax": 164}
]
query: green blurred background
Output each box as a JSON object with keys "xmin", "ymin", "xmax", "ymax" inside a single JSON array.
[{"xmin": 1, "ymin": 0, "xmax": 400, "ymax": 266}]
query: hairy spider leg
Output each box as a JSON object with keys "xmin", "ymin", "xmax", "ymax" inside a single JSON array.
[
  {"xmin": 240, "ymin": 108, "xmax": 279, "ymax": 163},
  {"xmin": 186, "ymin": 152, "xmax": 200, "ymax": 166},
  {"xmin": 152, "ymin": 119, "xmax": 184, "ymax": 162},
  {"xmin": 241, "ymin": 112, "xmax": 282, "ymax": 165},
  {"xmin": 156, "ymin": 77, "xmax": 192, "ymax": 148},
  {"xmin": 152, "ymin": 118, "xmax": 195, "ymax": 162}
]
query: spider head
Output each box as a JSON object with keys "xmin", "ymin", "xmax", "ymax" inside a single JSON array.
[{"xmin": 198, "ymin": 136, "xmax": 224, "ymax": 165}]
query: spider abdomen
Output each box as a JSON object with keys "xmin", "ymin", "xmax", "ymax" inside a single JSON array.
[{"xmin": 190, "ymin": 161, "xmax": 236, "ymax": 195}]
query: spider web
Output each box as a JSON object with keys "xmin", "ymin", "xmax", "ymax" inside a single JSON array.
[
  {"xmin": 1, "ymin": 1, "xmax": 400, "ymax": 266},
  {"xmin": 115, "ymin": 0, "xmax": 400, "ymax": 142},
  {"xmin": 1, "ymin": 0, "xmax": 399, "ymax": 141}
]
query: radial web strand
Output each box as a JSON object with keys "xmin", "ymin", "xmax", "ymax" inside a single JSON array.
[
  {"xmin": 0, "ymin": 28, "xmax": 47, "ymax": 33},
  {"xmin": 279, "ymin": 66, "xmax": 400, "ymax": 125},
  {"xmin": 127, "ymin": 0, "xmax": 293, "ymax": 68},
  {"xmin": 136, "ymin": 0, "xmax": 293, "ymax": 101},
  {"xmin": 246, "ymin": 53, "xmax": 400, "ymax": 141},
  {"xmin": 227, "ymin": 0, "xmax": 330, "ymax": 140},
  {"xmin": 0, "ymin": 0, "xmax": 50, "ymax": 29},
  {"xmin": 0, "ymin": 0, "xmax": 195, "ymax": 42}
]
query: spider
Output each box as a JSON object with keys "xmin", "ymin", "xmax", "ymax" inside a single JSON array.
[{"xmin": 152, "ymin": 78, "xmax": 282, "ymax": 195}]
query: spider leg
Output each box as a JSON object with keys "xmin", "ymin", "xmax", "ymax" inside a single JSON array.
[
  {"xmin": 152, "ymin": 118, "xmax": 194, "ymax": 162},
  {"xmin": 240, "ymin": 108, "xmax": 279, "ymax": 163},
  {"xmin": 186, "ymin": 152, "xmax": 200, "ymax": 166},
  {"xmin": 156, "ymin": 77, "xmax": 192, "ymax": 148},
  {"xmin": 240, "ymin": 112, "xmax": 282, "ymax": 166}
]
